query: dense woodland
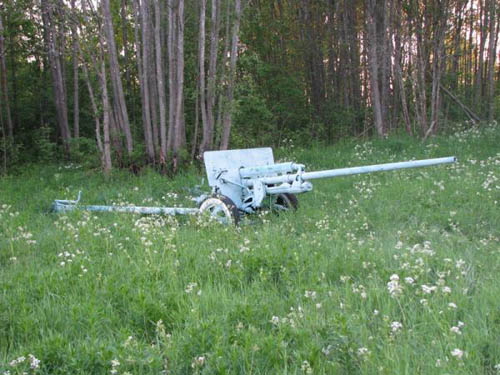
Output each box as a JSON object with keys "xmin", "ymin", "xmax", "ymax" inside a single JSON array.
[{"xmin": 0, "ymin": 0, "xmax": 498, "ymax": 174}]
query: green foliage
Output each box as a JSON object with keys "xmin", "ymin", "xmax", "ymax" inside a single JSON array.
[
  {"xmin": 33, "ymin": 125, "xmax": 57, "ymax": 162},
  {"xmin": 231, "ymin": 69, "xmax": 274, "ymax": 148},
  {"xmin": 69, "ymin": 137, "xmax": 101, "ymax": 169},
  {"xmin": 1, "ymin": 123, "xmax": 499, "ymax": 374}
]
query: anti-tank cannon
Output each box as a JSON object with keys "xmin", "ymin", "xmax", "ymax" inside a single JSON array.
[
  {"xmin": 52, "ymin": 147, "xmax": 456, "ymax": 224},
  {"xmin": 199, "ymin": 147, "xmax": 456, "ymax": 224}
]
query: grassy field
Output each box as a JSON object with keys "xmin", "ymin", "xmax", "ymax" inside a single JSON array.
[{"xmin": 1, "ymin": 123, "xmax": 499, "ymax": 374}]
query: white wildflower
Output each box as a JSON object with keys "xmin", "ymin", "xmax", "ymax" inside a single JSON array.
[
  {"xmin": 185, "ymin": 282, "xmax": 197, "ymax": 294},
  {"xmin": 301, "ymin": 360, "xmax": 313, "ymax": 374},
  {"xmin": 304, "ymin": 290, "xmax": 317, "ymax": 299},
  {"xmin": 357, "ymin": 347, "xmax": 371, "ymax": 357},
  {"xmin": 421, "ymin": 284, "xmax": 437, "ymax": 294},
  {"xmin": 191, "ymin": 356, "xmax": 206, "ymax": 368},
  {"xmin": 404, "ymin": 277, "xmax": 415, "ymax": 285},
  {"xmin": 387, "ymin": 274, "xmax": 403, "ymax": 297},
  {"xmin": 28, "ymin": 354, "xmax": 40, "ymax": 370},
  {"xmin": 391, "ymin": 321, "xmax": 403, "ymax": 333},
  {"xmin": 451, "ymin": 348, "xmax": 464, "ymax": 359}
]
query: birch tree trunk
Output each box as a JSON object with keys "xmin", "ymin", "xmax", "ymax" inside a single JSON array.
[
  {"xmin": 198, "ymin": 0, "xmax": 209, "ymax": 154},
  {"xmin": 173, "ymin": 0, "xmax": 185, "ymax": 158},
  {"xmin": 99, "ymin": 59, "xmax": 112, "ymax": 174},
  {"xmin": 140, "ymin": 0, "xmax": 155, "ymax": 162},
  {"xmin": 80, "ymin": 51, "xmax": 104, "ymax": 156},
  {"xmin": 153, "ymin": 0, "xmax": 167, "ymax": 162},
  {"xmin": 41, "ymin": 0, "xmax": 71, "ymax": 157},
  {"xmin": 394, "ymin": 2, "xmax": 411, "ymax": 135},
  {"xmin": 220, "ymin": 0, "xmax": 242, "ymax": 150},
  {"xmin": 365, "ymin": 0, "xmax": 385, "ymax": 137},
  {"xmin": 70, "ymin": 0, "xmax": 79, "ymax": 140},
  {"xmin": 167, "ymin": 0, "xmax": 177, "ymax": 154},
  {"xmin": 215, "ymin": 0, "xmax": 231, "ymax": 147},
  {"xmin": 430, "ymin": 2, "xmax": 448, "ymax": 134},
  {"xmin": 206, "ymin": 0, "xmax": 220, "ymax": 149},
  {"xmin": 474, "ymin": 0, "xmax": 487, "ymax": 107},
  {"xmin": 0, "ymin": 14, "xmax": 13, "ymax": 141},
  {"xmin": 102, "ymin": 0, "xmax": 134, "ymax": 156},
  {"xmin": 486, "ymin": 0, "xmax": 497, "ymax": 121}
]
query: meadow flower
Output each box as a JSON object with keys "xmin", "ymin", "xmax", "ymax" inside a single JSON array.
[
  {"xmin": 404, "ymin": 277, "xmax": 415, "ymax": 285},
  {"xmin": 270, "ymin": 316, "xmax": 280, "ymax": 325},
  {"xmin": 191, "ymin": 356, "xmax": 206, "ymax": 368},
  {"xmin": 451, "ymin": 348, "xmax": 464, "ymax": 359},
  {"xmin": 185, "ymin": 282, "xmax": 197, "ymax": 294},
  {"xmin": 448, "ymin": 302, "xmax": 457, "ymax": 309},
  {"xmin": 456, "ymin": 259, "xmax": 466, "ymax": 269},
  {"xmin": 387, "ymin": 274, "xmax": 403, "ymax": 297},
  {"xmin": 421, "ymin": 284, "xmax": 437, "ymax": 294},
  {"xmin": 322, "ymin": 345, "xmax": 333, "ymax": 356},
  {"xmin": 28, "ymin": 354, "xmax": 40, "ymax": 369},
  {"xmin": 357, "ymin": 347, "xmax": 371, "ymax": 357},
  {"xmin": 301, "ymin": 360, "xmax": 313, "ymax": 374},
  {"xmin": 304, "ymin": 290, "xmax": 317, "ymax": 299},
  {"xmin": 9, "ymin": 356, "xmax": 25, "ymax": 367},
  {"xmin": 391, "ymin": 321, "xmax": 403, "ymax": 333}
]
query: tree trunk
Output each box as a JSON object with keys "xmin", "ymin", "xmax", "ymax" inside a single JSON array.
[
  {"xmin": 474, "ymin": 0, "xmax": 487, "ymax": 108},
  {"xmin": 394, "ymin": 0, "xmax": 411, "ymax": 135},
  {"xmin": 365, "ymin": 0, "xmax": 386, "ymax": 137},
  {"xmin": 70, "ymin": 0, "xmax": 79, "ymax": 140},
  {"xmin": 198, "ymin": 0, "xmax": 209, "ymax": 155},
  {"xmin": 41, "ymin": 0, "xmax": 71, "ymax": 157},
  {"xmin": 140, "ymin": 0, "xmax": 155, "ymax": 163},
  {"xmin": 102, "ymin": 0, "xmax": 134, "ymax": 156},
  {"xmin": 0, "ymin": 14, "xmax": 13, "ymax": 141},
  {"xmin": 99, "ymin": 59, "xmax": 112, "ymax": 174},
  {"xmin": 215, "ymin": 0, "xmax": 231, "ymax": 147},
  {"xmin": 80, "ymin": 49, "xmax": 104, "ymax": 156},
  {"xmin": 167, "ymin": 0, "xmax": 177, "ymax": 155},
  {"xmin": 206, "ymin": 0, "xmax": 220, "ymax": 149},
  {"xmin": 154, "ymin": 0, "xmax": 167, "ymax": 162},
  {"xmin": 486, "ymin": 0, "xmax": 497, "ymax": 121},
  {"xmin": 173, "ymin": 0, "xmax": 185, "ymax": 159},
  {"xmin": 430, "ymin": 1, "xmax": 448, "ymax": 134},
  {"xmin": 220, "ymin": 0, "xmax": 242, "ymax": 149}
]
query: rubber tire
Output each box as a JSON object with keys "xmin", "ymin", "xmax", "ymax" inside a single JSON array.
[
  {"xmin": 275, "ymin": 193, "xmax": 299, "ymax": 211},
  {"xmin": 199, "ymin": 195, "xmax": 240, "ymax": 225}
]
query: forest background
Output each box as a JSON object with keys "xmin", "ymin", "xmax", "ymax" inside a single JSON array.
[{"xmin": 0, "ymin": 0, "xmax": 498, "ymax": 174}]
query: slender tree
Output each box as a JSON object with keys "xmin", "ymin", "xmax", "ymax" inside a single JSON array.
[
  {"xmin": 220, "ymin": 0, "xmax": 242, "ymax": 149},
  {"xmin": 0, "ymin": 13, "xmax": 13, "ymax": 140},
  {"xmin": 41, "ymin": 0, "xmax": 71, "ymax": 156},
  {"xmin": 102, "ymin": 0, "xmax": 134, "ymax": 156}
]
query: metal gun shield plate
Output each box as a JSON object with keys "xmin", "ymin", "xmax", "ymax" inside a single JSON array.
[{"xmin": 204, "ymin": 148, "xmax": 275, "ymax": 207}]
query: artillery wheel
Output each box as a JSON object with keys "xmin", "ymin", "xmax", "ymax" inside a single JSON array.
[
  {"xmin": 199, "ymin": 195, "xmax": 240, "ymax": 225},
  {"xmin": 273, "ymin": 193, "xmax": 298, "ymax": 212}
]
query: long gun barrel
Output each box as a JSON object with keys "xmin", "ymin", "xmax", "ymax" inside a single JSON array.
[{"xmin": 248, "ymin": 156, "xmax": 456, "ymax": 186}]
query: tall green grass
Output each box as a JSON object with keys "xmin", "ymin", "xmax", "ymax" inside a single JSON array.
[{"xmin": 1, "ymin": 123, "xmax": 499, "ymax": 374}]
